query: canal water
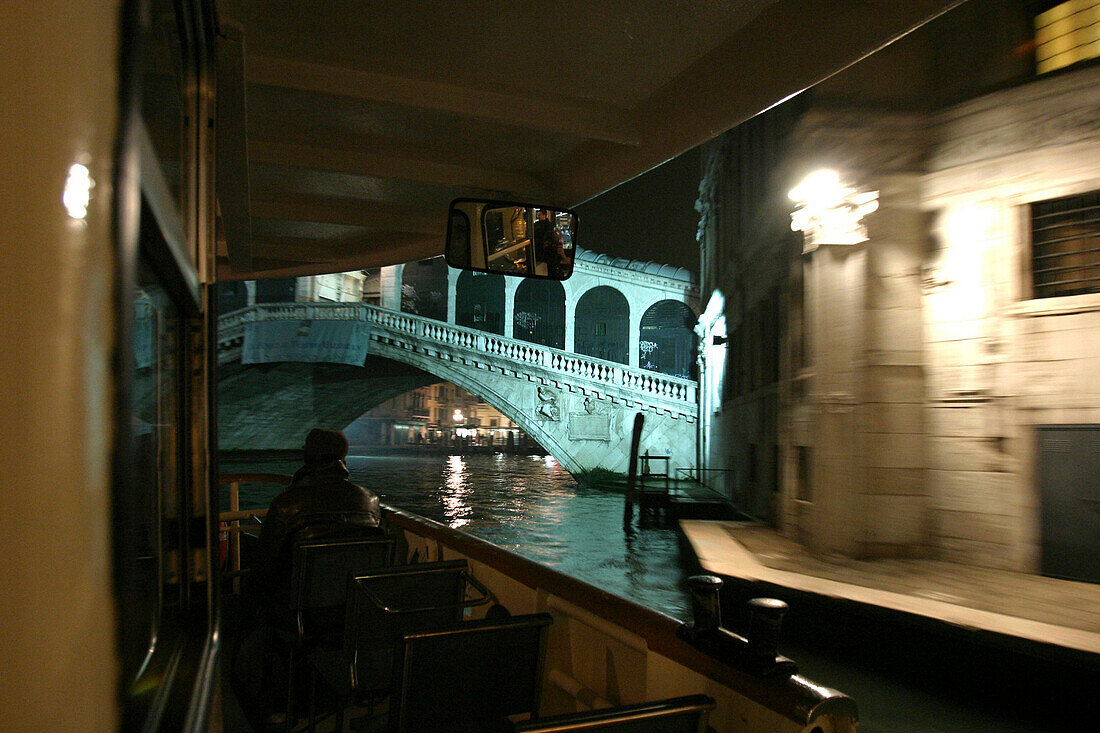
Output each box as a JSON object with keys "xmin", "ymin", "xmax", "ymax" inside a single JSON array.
[{"xmin": 229, "ymin": 452, "xmax": 694, "ymax": 620}]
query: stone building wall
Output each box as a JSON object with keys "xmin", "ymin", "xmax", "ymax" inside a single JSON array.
[
  {"xmin": 697, "ymin": 56, "xmax": 1100, "ymax": 571},
  {"xmin": 921, "ymin": 64, "xmax": 1100, "ymax": 570}
]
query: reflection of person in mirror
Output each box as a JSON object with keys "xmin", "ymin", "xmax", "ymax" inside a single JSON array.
[
  {"xmin": 535, "ymin": 209, "xmax": 571, "ymax": 278},
  {"xmin": 533, "ymin": 208, "xmax": 554, "ymax": 259},
  {"xmin": 545, "ymin": 225, "xmax": 571, "ymax": 278}
]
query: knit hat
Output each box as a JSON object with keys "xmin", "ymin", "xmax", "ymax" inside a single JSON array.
[{"xmin": 303, "ymin": 428, "xmax": 349, "ymax": 463}]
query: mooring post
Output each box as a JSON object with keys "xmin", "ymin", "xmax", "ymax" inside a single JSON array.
[{"xmin": 623, "ymin": 412, "xmax": 644, "ymax": 531}]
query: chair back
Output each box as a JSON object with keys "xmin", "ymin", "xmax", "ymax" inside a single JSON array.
[
  {"xmin": 345, "ymin": 560, "xmax": 475, "ymax": 692},
  {"xmin": 390, "ymin": 612, "xmax": 553, "ymax": 732},
  {"xmin": 288, "ymin": 535, "xmax": 395, "ymax": 635},
  {"xmin": 512, "ymin": 694, "xmax": 716, "ymax": 733}
]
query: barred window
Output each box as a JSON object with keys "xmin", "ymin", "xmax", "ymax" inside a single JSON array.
[
  {"xmin": 1035, "ymin": 0, "xmax": 1100, "ymax": 74},
  {"xmin": 1031, "ymin": 191, "xmax": 1100, "ymax": 299}
]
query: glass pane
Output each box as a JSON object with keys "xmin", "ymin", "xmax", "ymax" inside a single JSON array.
[
  {"xmin": 140, "ymin": 0, "xmax": 186, "ymax": 205},
  {"xmin": 125, "ymin": 253, "xmax": 182, "ymax": 692}
]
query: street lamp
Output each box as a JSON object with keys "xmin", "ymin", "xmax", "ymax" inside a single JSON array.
[{"xmin": 789, "ymin": 169, "xmax": 878, "ymax": 252}]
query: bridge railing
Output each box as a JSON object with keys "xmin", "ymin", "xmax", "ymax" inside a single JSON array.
[{"xmin": 218, "ymin": 302, "xmax": 697, "ymax": 411}]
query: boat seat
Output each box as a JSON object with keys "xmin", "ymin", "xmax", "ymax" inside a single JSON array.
[
  {"xmin": 285, "ymin": 535, "xmax": 397, "ymax": 640},
  {"xmin": 275, "ymin": 535, "xmax": 395, "ymax": 731},
  {"xmin": 388, "ymin": 612, "xmax": 553, "ymax": 732},
  {"xmin": 511, "ymin": 694, "xmax": 716, "ymax": 732},
  {"xmin": 308, "ymin": 559, "xmax": 495, "ymax": 730}
]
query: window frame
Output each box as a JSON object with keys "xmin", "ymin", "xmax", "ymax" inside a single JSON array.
[{"xmin": 112, "ymin": 0, "xmax": 218, "ymax": 730}]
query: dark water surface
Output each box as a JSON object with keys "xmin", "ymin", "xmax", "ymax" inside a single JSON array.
[{"xmin": 232, "ymin": 452, "xmax": 693, "ymax": 620}]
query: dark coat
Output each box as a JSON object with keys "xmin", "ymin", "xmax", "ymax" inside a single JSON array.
[{"xmin": 252, "ymin": 459, "xmax": 381, "ymax": 603}]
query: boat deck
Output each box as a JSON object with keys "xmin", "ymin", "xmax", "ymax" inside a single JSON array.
[{"xmin": 680, "ymin": 520, "xmax": 1100, "ymax": 658}]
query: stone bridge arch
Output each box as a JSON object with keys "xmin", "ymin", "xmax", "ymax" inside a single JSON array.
[{"xmin": 218, "ymin": 303, "xmax": 698, "ymax": 476}]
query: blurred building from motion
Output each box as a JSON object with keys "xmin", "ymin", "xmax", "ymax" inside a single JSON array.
[{"xmin": 696, "ymin": 0, "xmax": 1100, "ymax": 579}]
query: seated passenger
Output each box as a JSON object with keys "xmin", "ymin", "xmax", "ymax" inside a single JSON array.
[{"xmin": 251, "ymin": 428, "xmax": 382, "ymax": 605}]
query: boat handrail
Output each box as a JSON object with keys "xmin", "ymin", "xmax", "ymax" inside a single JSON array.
[
  {"xmin": 380, "ymin": 505, "xmax": 857, "ymax": 730},
  {"xmin": 218, "ymin": 473, "xmax": 289, "ymax": 590}
]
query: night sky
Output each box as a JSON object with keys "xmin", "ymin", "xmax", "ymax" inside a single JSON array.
[{"xmin": 574, "ymin": 145, "xmax": 702, "ymax": 274}]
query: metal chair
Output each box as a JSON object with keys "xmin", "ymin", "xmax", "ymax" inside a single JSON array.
[
  {"xmin": 511, "ymin": 694, "xmax": 716, "ymax": 732},
  {"xmin": 389, "ymin": 612, "xmax": 554, "ymax": 732},
  {"xmin": 277, "ymin": 535, "xmax": 395, "ymax": 731},
  {"xmin": 309, "ymin": 559, "xmax": 495, "ymax": 731}
]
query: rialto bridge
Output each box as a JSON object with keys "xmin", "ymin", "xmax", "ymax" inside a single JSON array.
[{"xmin": 217, "ymin": 250, "xmax": 700, "ymax": 476}]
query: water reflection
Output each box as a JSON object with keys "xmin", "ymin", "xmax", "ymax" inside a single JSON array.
[
  {"xmin": 352, "ymin": 453, "xmax": 693, "ymax": 619},
  {"xmin": 227, "ymin": 453, "xmax": 693, "ymax": 618},
  {"xmin": 440, "ymin": 455, "xmax": 471, "ymax": 529}
]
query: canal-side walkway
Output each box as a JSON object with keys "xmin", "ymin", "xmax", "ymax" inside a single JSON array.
[{"xmin": 679, "ymin": 520, "xmax": 1100, "ymax": 657}]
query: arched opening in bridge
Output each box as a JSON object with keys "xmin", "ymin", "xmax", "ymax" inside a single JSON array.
[
  {"xmin": 456, "ymin": 271, "xmax": 505, "ymax": 334},
  {"xmin": 513, "ymin": 279, "xmax": 565, "ymax": 349},
  {"xmin": 574, "ymin": 286, "xmax": 629, "ymax": 364},
  {"xmin": 639, "ymin": 300, "xmax": 698, "ymax": 379},
  {"xmin": 401, "ymin": 257, "xmax": 448, "ymax": 321},
  {"xmin": 342, "ymin": 380, "xmax": 533, "ymax": 452}
]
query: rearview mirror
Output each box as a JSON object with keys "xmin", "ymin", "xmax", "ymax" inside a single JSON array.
[{"xmin": 445, "ymin": 199, "xmax": 576, "ymax": 280}]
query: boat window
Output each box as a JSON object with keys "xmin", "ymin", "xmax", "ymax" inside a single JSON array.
[
  {"xmin": 120, "ymin": 244, "xmax": 187, "ymax": 718},
  {"xmin": 114, "ymin": 1, "xmax": 212, "ymax": 726}
]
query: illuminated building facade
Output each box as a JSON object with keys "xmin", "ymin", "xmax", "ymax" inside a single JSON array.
[
  {"xmin": 697, "ymin": 0, "xmax": 1100, "ymax": 577},
  {"xmin": 344, "ymin": 382, "xmax": 525, "ymax": 450}
]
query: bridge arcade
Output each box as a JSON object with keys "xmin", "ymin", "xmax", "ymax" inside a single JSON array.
[{"xmin": 386, "ymin": 249, "xmax": 699, "ymax": 378}]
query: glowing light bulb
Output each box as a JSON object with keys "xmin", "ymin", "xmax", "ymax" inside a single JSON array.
[
  {"xmin": 789, "ymin": 168, "xmax": 878, "ymax": 249},
  {"xmin": 788, "ymin": 169, "xmax": 841, "ymax": 205}
]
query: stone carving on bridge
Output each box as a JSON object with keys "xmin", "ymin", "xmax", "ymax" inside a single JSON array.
[
  {"xmin": 570, "ymin": 395, "xmax": 611, "ymax": 441},
  {"xmin": 535, "ymin": 385, "xmax": 560, "ymax": 421}
]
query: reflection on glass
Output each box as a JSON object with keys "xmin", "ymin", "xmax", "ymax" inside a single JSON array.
[
  {"xmin": 125, "ymin": 255, "xmax": 181, "ymax": 692},
  {"xmin": 485, "ymin": 205, "xmax": 574, "ymax": 279},
  {"xmin": 140, "ymin": 0, "xmax": 185, "ymax": 204}
]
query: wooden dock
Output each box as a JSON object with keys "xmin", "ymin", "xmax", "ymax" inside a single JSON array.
[
  {"xmin": 594, "ymin": 471, "xmax": 740, "ymax": 521},
  {"xmin": 680, "ymin": 519, "xmax": 1100, "ymax": 657}
]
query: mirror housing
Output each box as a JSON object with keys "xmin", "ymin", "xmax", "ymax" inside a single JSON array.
[{"xmin": 446, "ymin": 198, "xmax": 576, "ymax": 280}]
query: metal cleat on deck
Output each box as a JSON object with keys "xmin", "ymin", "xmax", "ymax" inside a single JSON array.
[{"xmin": 679, "ymin": 574, "xmax": 799, "ymax": 679}]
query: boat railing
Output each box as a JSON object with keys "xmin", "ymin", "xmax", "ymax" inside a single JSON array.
[
  {"xmin": 217, "ymin": 473, "xmax": 286, "ymax": 591},
  {"xmin": 380, "ymin": 505, "xmax": 858, "ymax": 732}
]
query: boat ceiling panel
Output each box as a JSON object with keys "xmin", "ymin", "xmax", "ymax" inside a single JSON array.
[{"xmin": 213, "ymin": 0, "xmax": 961, "ymax": 280}]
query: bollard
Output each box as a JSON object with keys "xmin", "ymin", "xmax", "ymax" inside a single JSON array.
[
  {"xmin": 679, "ymin": 579, "xmax": 798, "ymax": 679},
  {"xmin": 686, "ymin": 575, "xmax": 724, "ymax": 635},
  {"xmin": 747, "ymin": 597, "xmax": 788, "ymax": 663}
]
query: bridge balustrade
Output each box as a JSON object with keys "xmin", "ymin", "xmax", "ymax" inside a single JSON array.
[{"xmin": 218, "ymin": 303, "xmax": 697, "ymax": 418}]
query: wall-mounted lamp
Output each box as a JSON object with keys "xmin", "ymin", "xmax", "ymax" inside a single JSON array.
[
  {"xmin": 789, "ymin": 169, "xmax": 878, "ymax": 252},
  {"xmin": 712, "ymin": 335, "xmax": 728, "ymax": 346}
]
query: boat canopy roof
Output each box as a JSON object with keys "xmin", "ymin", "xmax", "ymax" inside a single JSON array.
[{"xmin": 212, "ymin": 0, "xmax": 959, "ymax": 280}]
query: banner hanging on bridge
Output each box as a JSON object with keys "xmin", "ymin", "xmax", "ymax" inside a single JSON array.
[{"xmin": 241, "ymin": 320, "xmax": 371, "ymax": 366}]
